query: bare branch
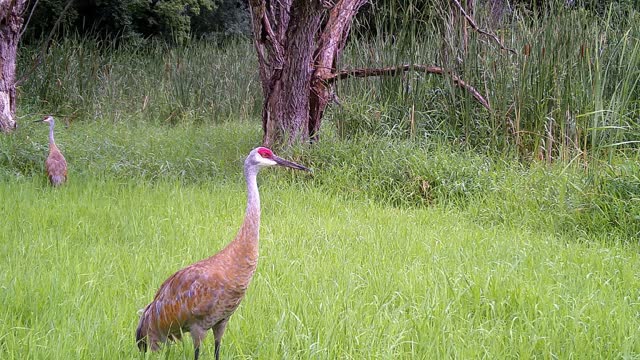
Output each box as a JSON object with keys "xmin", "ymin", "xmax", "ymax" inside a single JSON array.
[
  {"xmin": 18, "ymin": 0, "xmax": 39, "ymax": 41},
  {"xmin": 450, "ymin": 0, "xmax": 516, "ymax": 55},
  {"xmin": 326, "ymin": 64, "xmax": 492, "ymax": 111}
]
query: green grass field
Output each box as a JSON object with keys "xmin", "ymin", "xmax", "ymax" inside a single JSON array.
[
  {"xmin": 2, "ymin": 3, "xmax": 639, "ymax": 356},
  {"xmin": 1, "ymin": 122, "xmax": 639, "ymax": 359}
]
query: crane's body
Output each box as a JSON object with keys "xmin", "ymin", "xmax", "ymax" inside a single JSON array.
[
  {"xmin": 136, "ymin": 147, "xmax": 309, "ymax": 360},
  {"xmin": 37, "ymin": 116, "xmax": 67, "ymax": 186}
]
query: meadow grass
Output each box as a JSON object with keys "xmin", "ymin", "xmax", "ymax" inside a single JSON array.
[
  {"xmin": 1, "ymin": 121, "xmax": 639, "ymax": 359},
  {"xmin": 1, "ymin": 175, "xmax": 640, "ymax": 359},
  {"xmin": 4, "ymin": 120, "xmax": 638, "ymax": 241},
  {"xmin": 3, "ymin": 3, "xmax": 639, "ymax": 357}
]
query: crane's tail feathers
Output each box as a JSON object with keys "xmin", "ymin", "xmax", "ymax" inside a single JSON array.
[
  {"xmin": 136, "ymin": 311, "xmax": 148, "ymax": 352},
  {"xmin": 136, "ymin": 323, "xmax": 148, "ymax": 352},
  {"xmin": 49, "ymin": 175, "xmax": 66, "ymax": 186}
]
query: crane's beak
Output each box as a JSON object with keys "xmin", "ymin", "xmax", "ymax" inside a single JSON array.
[
  {"xmin": 273, "ymin": 155, "xmax": 311, "ymax": 172},
  {"xmin": 33, "ymin": 119, "xmax": 43, "ymax": 123}
]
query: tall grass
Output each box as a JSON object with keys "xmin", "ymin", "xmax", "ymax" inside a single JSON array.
[
  {"xmin": 19, "ymin": 37, "xmax": 261, "ymax": 125},
  {"xmin": 336, "ymin": 0, "xmax": 640, "ymax": 159},
  {"xmin": 16, "ymin": 2, "xmax": 640, "ymax": 160},
  {"xmin": 301, "ymin": 134, "xmax": 640, "ymax": 242},
  {"xmin": 2, "ymin": 121, "xmax": 637, "ymax": 243}
]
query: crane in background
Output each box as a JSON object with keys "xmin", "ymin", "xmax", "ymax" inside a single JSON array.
[
  {"xmin": 136, "ymin": 147, "xmax": 310, "ymax": 360},
  {"xmin": 35, "ymin": 115, "xmax": 67, "ymax": 186}
]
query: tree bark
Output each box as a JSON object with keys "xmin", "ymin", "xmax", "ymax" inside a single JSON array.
[
  {"xmin": 310, "ymin": 0, "xmax": 365, "ymax": 142},
  {"xmin": 248, "ymin": 0, "xmax": 494, "ymax": 147},
  {"xmin": 0, "ymin": 0, "xmax": 27, "ymax": 132},
  {"xmin": 249, "ymin": 0, "xmax": 366, "ymax": 147}
]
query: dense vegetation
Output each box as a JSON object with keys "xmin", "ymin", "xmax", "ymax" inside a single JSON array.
[
  {"xmin": 7, "ymin": 0, "xmax": 640, "ymax": 241},
  {"xmin": 2, "ymin": 120, "xmax": 639, "ymax": 242},
  {"xmin": 21, "ymin": 0, "xmax": 250, "ymax": 44},
  {"xmin": 19, "ymin": 1, "xmax": 640, "ymax": 157},
  {"xmin": 1, "ymin": 0, "xmax": 639, "ymax": 358},
  {"xmin": 1, "ymin": 122, "xmax": 639, "ymax": 359}
]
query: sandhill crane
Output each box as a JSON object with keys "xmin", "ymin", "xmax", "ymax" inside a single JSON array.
[
  {"xmin": 35, "ymin": 115, "xmax": 67, "ymax": 186},
  {"xmin": 136, "ymin": 147, "xmax": 310, "ymax": 360}
]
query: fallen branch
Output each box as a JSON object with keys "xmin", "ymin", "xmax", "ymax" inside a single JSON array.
[
  {"xmin": 450, "ymin": 0, "xmax": 516, "ymax": 55},
  {"xmin": 325, "ymin": 64, "xmax": 491, "ymax": 111}
]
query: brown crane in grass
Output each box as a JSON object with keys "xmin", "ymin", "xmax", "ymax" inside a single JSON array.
[
  {"xmin": 136, "ymin": 147, "xmax": 310, "ymax": 360},
  {"xmin": 35, "ymin": 115, "xmax": 67, "ymax": 186}
]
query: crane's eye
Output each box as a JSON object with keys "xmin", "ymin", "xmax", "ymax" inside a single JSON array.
[{"xmin": 257, "ymin": 147, "xmax": 273, "ymax": 158}]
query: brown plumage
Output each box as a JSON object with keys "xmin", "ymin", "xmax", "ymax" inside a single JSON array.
[
  {"xmin": 136, "ymin": 147, "xmax": 310, "ymax": 360},
  {"xmin": 36, "ymin": 115, "xmax": 67, "ymax": 186}
]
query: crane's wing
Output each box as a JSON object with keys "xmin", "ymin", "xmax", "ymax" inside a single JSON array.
[
  {"xmin": 45, "ymin": 150, "xmax": 67, "ymax": 184},
  {"xmin": 140, "ymin": 264, "xmax": 225, "ymax": 338}
]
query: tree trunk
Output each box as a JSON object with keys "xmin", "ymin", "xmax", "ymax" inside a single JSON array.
[
  {"xmin": 249, "ymin": 0, "xmax": 367, "ymax": 147},
  {"xmin": 0, "ymin": 0, "xmax": 26, "ymax": 133}
]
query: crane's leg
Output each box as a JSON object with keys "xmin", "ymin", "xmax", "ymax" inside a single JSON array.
[
  {"xmin": 212, "ymin": 318, "xmax": 229, "ymax": 360},
  {"xmin": 190, "ymin": 326, "xmax": 207, "ymax": 360}
]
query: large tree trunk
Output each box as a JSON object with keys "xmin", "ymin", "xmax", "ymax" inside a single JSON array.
[
  {"xmin": 249, "ymin": 0, "xmax": 367, "ymax": 147},
  {"xmin": 0, "ymin": 0, "xmax": 26, "ymax": 133},
  {"xmin": 249, "ymin": 0, "xmax": 494, "ymax": 147}
]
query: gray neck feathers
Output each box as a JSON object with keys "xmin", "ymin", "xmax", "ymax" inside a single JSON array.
[
  {"xmin": 48, "ymin": 121, "xmax": 55, "ymax": 145},
  {"xmin": 243, "ymin": 162, "xmax": 261, "ymax": 228}
]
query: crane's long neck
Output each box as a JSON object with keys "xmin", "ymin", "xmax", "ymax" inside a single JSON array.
[
  {"xmin": 222, "ymin": 164, "xmax": 261, "ymax": 267},
  {"xmin": 48, "ymin": 121, "xmax": 56, "ymax": 146},
  {"xmin": 242, "ymin": 165, "xmax": 261, "ymax": 239}
]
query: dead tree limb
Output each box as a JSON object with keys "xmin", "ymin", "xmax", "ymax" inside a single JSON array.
[
  {"xmin": 310, "ymin": 0, "xmax": 365, "ymax": 140},
  {"xmin": 325, "ymin": 64, "xmax": 492, "ymax": 111},
  {"xmin": 0, "ymin": 0, "xmax": 28, "ymax": 131},
  {"xmin": 450, "ymin": 0, "xmax": 516, "ymax": 55}
]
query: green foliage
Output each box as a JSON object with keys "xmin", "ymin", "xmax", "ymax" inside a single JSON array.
[
  {"xmin": 298, "ymin": 133, "xmax": 640, "ymax": 241},
  {"xmin": 191, "ymin": 0, "xmax": 250, "ymax": 37},
  {"xmin": 21, "ymin": 0, "xmax": 79, "ymax": 41},
  {"xmin": 144, "ymin": 0, "xmax": 215, "ymax": 43},
  {"xmin": 343, "ymin": 0, "xmax": 640, "ymax": 159},
  {"xmin": 78, "ymin": 0, "xmax": 134, "ymax": 38},
  {"xmin": 23, "ymin": 0, "xmax": 221, "ymax": 44},
  {"xmin": 18, "ymin": 36, "xmax": 261, "ymax": 124},
  {"xmin": 2, "ymin": 121, "xmax": 637, "ymax": 243},
  {"xmin": 1, "ymin": 126, "xmax": 640, "ymax": 358}
]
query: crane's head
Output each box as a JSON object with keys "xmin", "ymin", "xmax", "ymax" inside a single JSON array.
[
  {"xmin": 34, "ymin": 115, "xmax": 55, "ymax": 125},
  {"xmin": 247, "ymin": 147, "xmax": 310, "ymax": 172}
]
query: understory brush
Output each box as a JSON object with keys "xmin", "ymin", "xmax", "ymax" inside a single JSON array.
[
  {"xmin": 303, "ymin": 135, "xmax": 640, "ymax": 242},
  {"xmin": 2, "ymin": 121, "xmax": 637, "ymax": 242}
]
